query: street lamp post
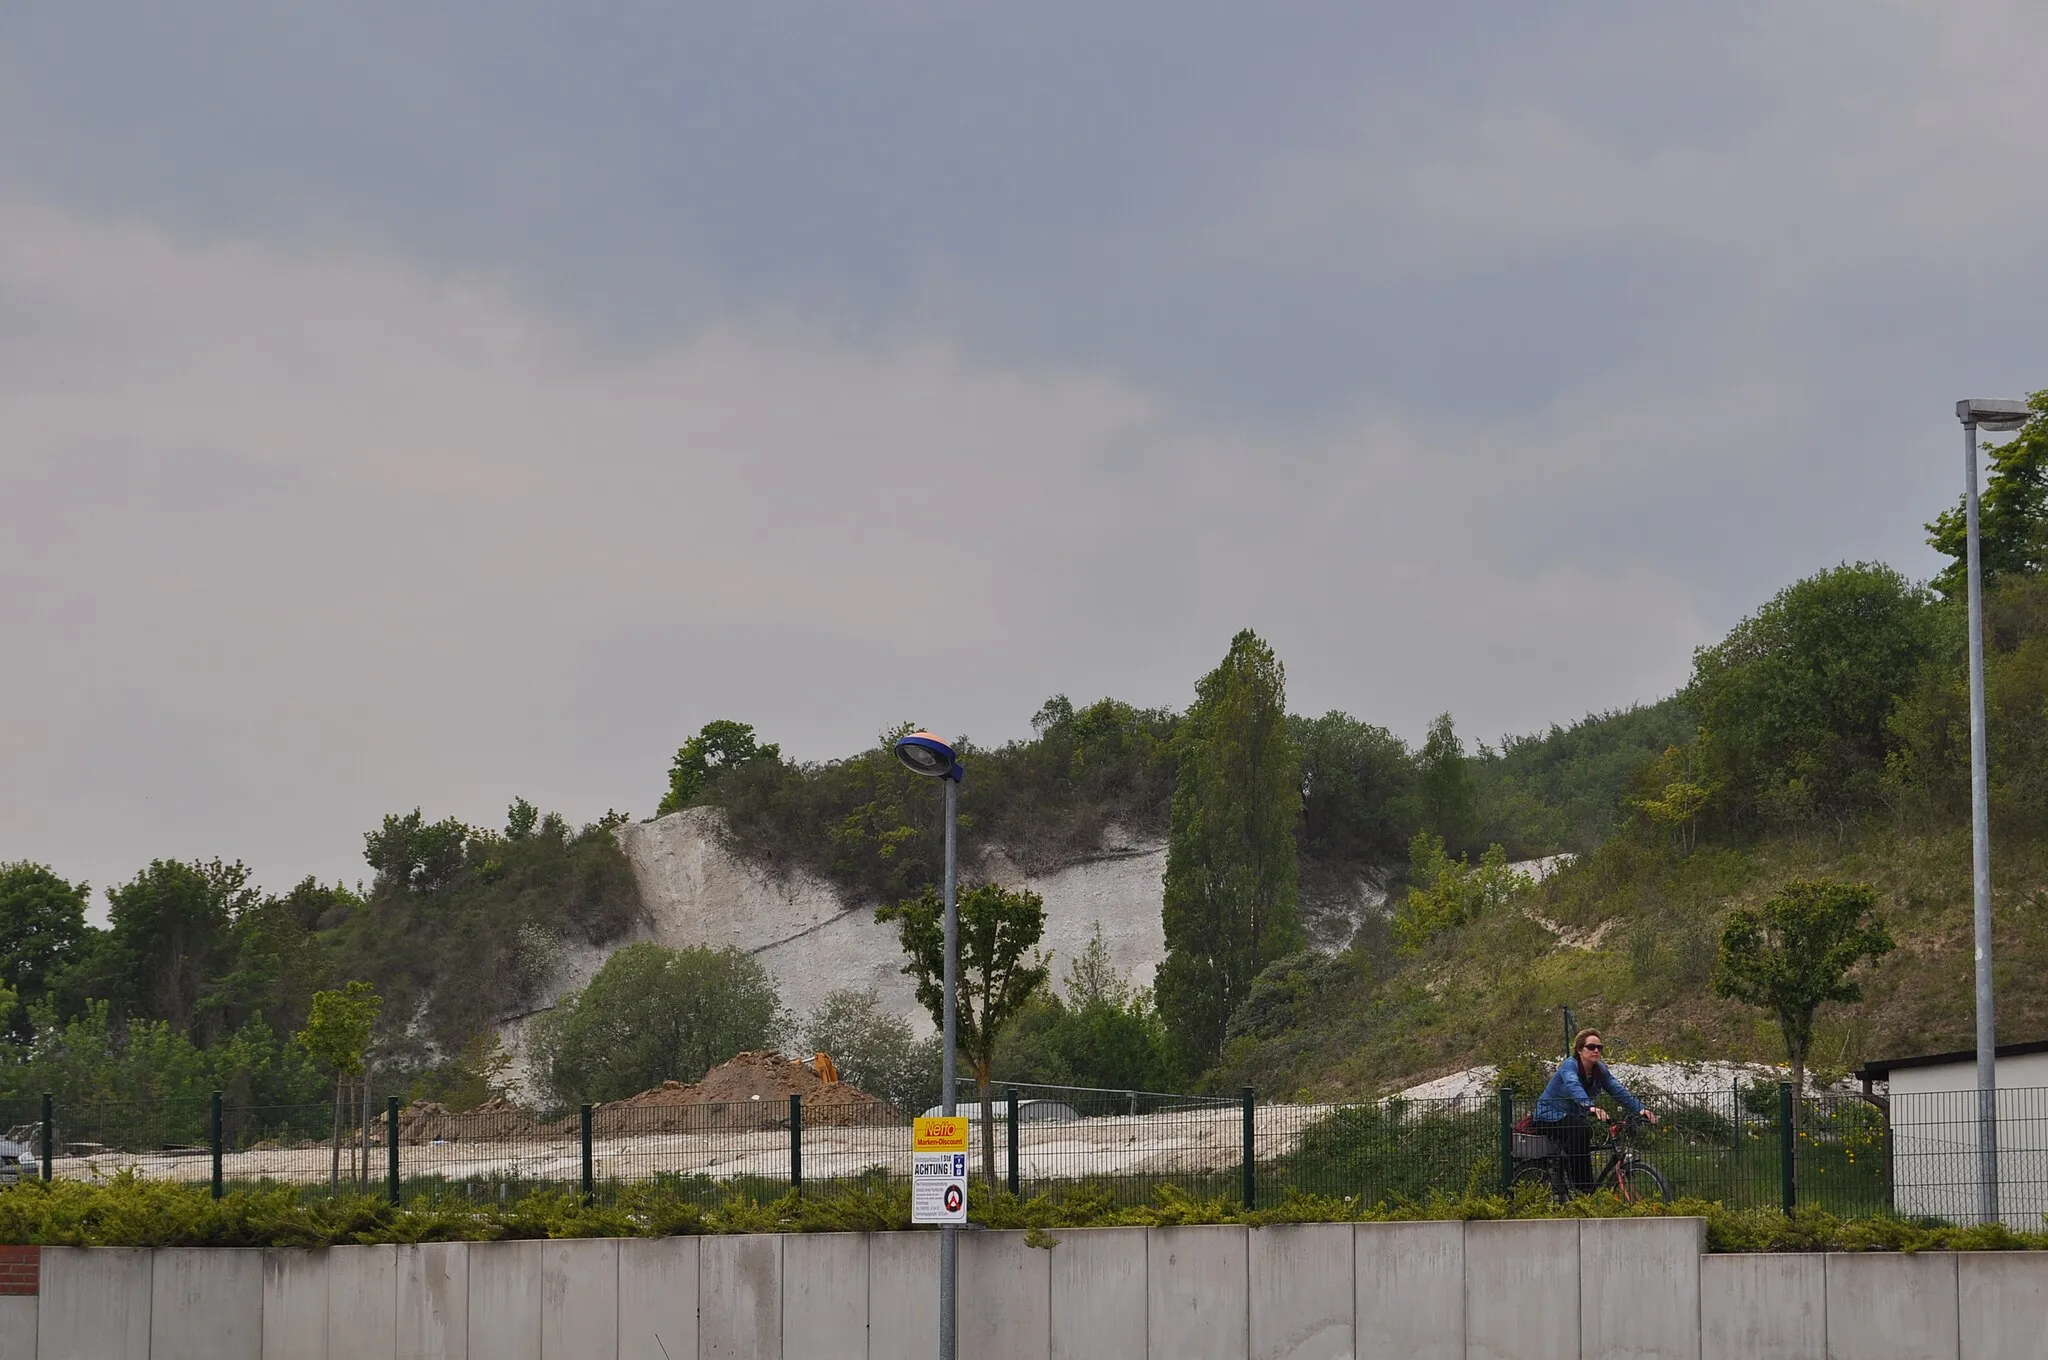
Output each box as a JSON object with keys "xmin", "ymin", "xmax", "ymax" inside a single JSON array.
[
  {"xmin": 894, "ymin": 730, "xmax": 965, "ymax": 1360},
  {"xmin": 1955, "ymin": 397, "xmax": 2033, "ymax": 1226}
]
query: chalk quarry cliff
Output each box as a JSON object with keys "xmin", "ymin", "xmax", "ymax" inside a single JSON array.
[{"xmin": 498, "ymin": 807, "xmax": 1388, "ymax": 1094}]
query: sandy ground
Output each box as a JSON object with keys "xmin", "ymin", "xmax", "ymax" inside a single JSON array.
[{"xmin": 51, "ymin": 1103, "xmax": 1348, "ymax": 1188}]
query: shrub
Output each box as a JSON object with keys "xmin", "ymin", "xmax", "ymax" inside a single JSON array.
[{"xmin": 528, "ymin": 944, "xmax": 784, "ymax": 1109}]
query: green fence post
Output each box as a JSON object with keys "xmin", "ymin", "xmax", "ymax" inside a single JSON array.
[
  {"xmin": 1499, "ymin": 1087, "xmax": 1514, "ymax": 1197},
  {"xmin": 1240, "ymin": 1087, "xmax": 1256, "ymax": 1211},
  {"xmin": 1778, "ymin": 1081, "xmax": 1796, "ymax": 1214},
  {"xmin": 1006, "ymin": 1087, "xmax": 1020, "ymax": 1196},
  {"xmin": 39, "ymin": 1093, "xmax": 52, "ymax": 1182},
  {"xmin": 579, "ymin": 1103, "xmax": 594, "ymax": 1203},
  {"xmin": 210, "ymin": 1090, "xmax": 223, "ymax": 1200},
  {"xmin": 789, "ymin": 1094, "xmax": 802, "ymax": 1195},
  {"xmin": 386, "ymin": 1096, "xmax": 400, "ymax": 1205}
]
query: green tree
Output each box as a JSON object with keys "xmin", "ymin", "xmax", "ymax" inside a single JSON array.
[
  {"xmin": 878, "ymin": 882, "xmax": 1049, "ymax": 1181},
  {"xmin": 1156, "ymin": 630, "xmax": 1304, "ymax": 1073},
  {"xmin": 209, "ymin": 882, "xmax": 335, "ymax": 1041},
  {"xmin": 527, "ymin": 943, "xmax": 783, "ymax": 1108},
  {"xmin": 1887, "ymin": 573, "xmax": 2048, "ymax": 833},
  {"xmin": 1928, "ymin": 393, "xmax": 2048, "ymax": 597},
  {"xmin": 350, "ymin": 804, "xmax": 643, "ymax": 1061},
  {"xmin": 1054, "ymin": 931, "xmax": 1177, "ymax": 1091},
  {"xmin": 1416, "ymin": 713, "xmax": 1480, "ymax": 852},
  {"xmin": 1631, "ymin": 747, "xmax": 1711, "ymax": 854},
  {"xmin": 363, "ymin": 810, "xmax": 472, "ymax": 895},
  {"xmin": 505, "ymin": 797, "xmax": 540, "ymax": 841},
  {"xmin": 99, "ymin": 859, "xmax": 260, "ymax": 1042},
  {"xmin": 296, "ymin": 980, "xmax": 384, "ymax": 1191},
  {"xmin": 993, "ymin": 928, "xmax": 1178, "ymax": 1093},
  {"xmin": 1390, "ymin": 833, "xmax": 1533, "ymax": 953},
  {"xmin": 0, "ymin": 863, "xmax": 90, "ymax": 1039},
  {"xmin": 1712, "ymin": 878, "xmax": 1894, "ymax": 1176},
  {"xmin": 658, "ymin": 720, "xmax": 783, "ymax": 815},
  {"xmin": 1687, "ymin": 563, "xmax": 1934, "ymax": 832},
  {"xmin": 798, "ymin": 987, "xmax": 942, "ymax": 1119},
  {"xmin": 1292, "ymin": 713, "xmax": 1419, "ymax": 866}
]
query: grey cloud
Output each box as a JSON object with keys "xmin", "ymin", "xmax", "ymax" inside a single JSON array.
[{"xmin": 3, "ymin": 3, "xmax": 2046, "ymax": 900}]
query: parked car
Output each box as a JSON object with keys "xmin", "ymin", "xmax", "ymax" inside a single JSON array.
[
  {"xmin": 0, "ymin": 1139, "xmax": 37, "ymax": 1187},
  {"xmin": 919, "ymin": 1099, "xmax": 1079, "ymax": 1124}
]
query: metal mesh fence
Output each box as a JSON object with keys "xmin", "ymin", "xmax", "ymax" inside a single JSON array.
[
  {"xmin": 22, "ymin": 1082, "xmax": 2047, "ymax": 1224},
  {"xmin": 954, "ymin": 1081, "xmax": 1243, "ymax": 1205},
  {"xmin": 1888, "ymin": 1085, "xmax": 2048, "ymax": 1228},
  {"xmin": 1256, "ymin": 1095, "xmax": 1500, "ymax": 1205}
]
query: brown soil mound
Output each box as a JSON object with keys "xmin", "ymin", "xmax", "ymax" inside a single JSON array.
[
  {"xmin": 591, "ymin": 1051, "xmax": 899, "ymax": 1136},
  {"xmin": 387, "ymin": 1097, "xmax": 554, "ymax": 1144}
]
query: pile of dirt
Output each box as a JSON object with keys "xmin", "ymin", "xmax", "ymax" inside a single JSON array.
[
  {"xmin": 387, "ymin": 1097, "xmax": 556, "ymax": 1145},
  {"xmin": 591, "ymin": 1051, "xmax": 899, "ymax": 1136}
]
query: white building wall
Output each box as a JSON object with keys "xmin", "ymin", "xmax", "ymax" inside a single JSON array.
[{"xmin": 1886, "ymin": 1052, "xmax": 2048, "ymax": 1228}]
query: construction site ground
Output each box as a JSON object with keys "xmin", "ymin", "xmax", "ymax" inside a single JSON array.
[{"xmin": 49, "ymin": 1102, "xmax": 1330, "ymax": 1189}]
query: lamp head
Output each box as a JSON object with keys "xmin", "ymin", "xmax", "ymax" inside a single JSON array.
[
  {"xmin": 1957, "ymin": 398, "xmax": 2033, "ymax": 431},
  {"xmin": 893, "ymin": 731, "xmax": 963, "ymax": 781}
]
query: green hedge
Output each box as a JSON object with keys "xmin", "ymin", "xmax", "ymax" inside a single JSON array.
[{"xmin": 1, "ymin": 1176, "xmax": 2041, "ymax": 1251}]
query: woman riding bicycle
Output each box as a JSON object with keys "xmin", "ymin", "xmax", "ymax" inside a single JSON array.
[{"xmin": 1532, "ymin": 1029, "xmax": 1658, "ymax": 1192}]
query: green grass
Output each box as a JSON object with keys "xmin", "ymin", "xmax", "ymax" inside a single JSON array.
[{"xmin": 1221, "ymin": 820, "xmax": 2048, "ymax": 1100}]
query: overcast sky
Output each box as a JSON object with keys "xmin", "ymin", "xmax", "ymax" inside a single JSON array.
[{"xmin": 5, "ymin": 2, "xmax": 2048, "ymax": 901}]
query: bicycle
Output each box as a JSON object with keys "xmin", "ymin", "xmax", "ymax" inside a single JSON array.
[{"xmin": 1510, "ymin": 1112, "xmax": 1672, "ymax": 1205}]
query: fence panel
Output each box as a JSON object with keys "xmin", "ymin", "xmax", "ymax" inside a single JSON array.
[
  {"xmin": 1889, "ymin": 1085, "xmax": 2048, "ymax": 1228},
  {"xmin": 952, "ymin": 1080, "xmax": 1243, "ymax": 1205},
  {"xmin": 25, "ymin": 1081, "xmax": 2045, "ymax": 1224}
]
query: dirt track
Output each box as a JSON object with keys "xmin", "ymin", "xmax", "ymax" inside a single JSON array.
[{"xmin": 51, "ymin": 1104, "xmax": 1337, "ymax": 1188}]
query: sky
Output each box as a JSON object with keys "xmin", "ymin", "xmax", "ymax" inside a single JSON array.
[{"xmin": 5, "ymin": 2, "xmax": 2048, "ymax": 901}]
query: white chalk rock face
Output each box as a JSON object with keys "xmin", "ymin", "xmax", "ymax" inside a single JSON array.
[
  {"xmin": 499, "ymin": 809, "xmax": 1392, "ymax": 1098},
  {"xmin": 612, "ymin": 807, "xmax": 924, "ymax": 1029},
  {"xmin": 609, "ymin": 808, "xmax": 1174, "ymax": 1033}
]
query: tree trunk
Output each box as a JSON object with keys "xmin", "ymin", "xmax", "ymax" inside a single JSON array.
[{"xmin": 328, "ymin": 1074, "xmax": 343, "ymax": 1193}]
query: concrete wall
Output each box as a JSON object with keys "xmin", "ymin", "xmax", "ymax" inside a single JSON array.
[{"xmin": 14, "ymin": 1224, "xmax": 2048, "ymax": 1359}]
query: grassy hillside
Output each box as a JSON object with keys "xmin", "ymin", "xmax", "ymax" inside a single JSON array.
[{"xmin": 1219, "ymin": 822, "xmax": 2048, "ymax": 1099}]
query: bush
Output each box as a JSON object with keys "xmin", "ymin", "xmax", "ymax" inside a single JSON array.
[
  {"xmin": 528, "ymin": 944, "xmax": 784, "ymax": 1110},
  {"xmin": 797, "ymin": 989, "xmax": 941, "ymax": 1118},
  {"xmin": 994, "ymin": 932, "xmax": 1180, "ymax": 1093},
  {"xmin": 1391, "ymin": 835, "xmax": 1533, "ymax": 953},
  {"xmin": 7, "ymin": 1175, "xmax": 2036, "ymax": 1249}
]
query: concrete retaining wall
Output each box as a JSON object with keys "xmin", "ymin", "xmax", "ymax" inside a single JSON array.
[{"xmin": 12, "ymin": 1225, "xmax": 2048, "ymax": 1358}]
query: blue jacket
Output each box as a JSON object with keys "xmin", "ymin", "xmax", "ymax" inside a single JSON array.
[{"xmin": 1534, "ymin": 1057, "xmax": 1644, "ymax": 1122}]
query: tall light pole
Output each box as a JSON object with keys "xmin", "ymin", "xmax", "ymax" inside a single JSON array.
[
  {"xmin": 1956, "ymin": 396, "xmax": 2033, "ymax": 1226},
  {"xmin": 894, "ymin": 730, "xmax": 964, "ymax": 1360}
]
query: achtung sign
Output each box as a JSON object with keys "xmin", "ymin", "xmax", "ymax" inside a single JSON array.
[{"xmin": 912, "ymin": 1116, "xmax": 969, "ymax": 1223}]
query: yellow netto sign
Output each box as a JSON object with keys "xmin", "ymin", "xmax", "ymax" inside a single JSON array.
[{"xmin": 912, "ymin": 1116, "xmax": 969, "ymax": 1152}]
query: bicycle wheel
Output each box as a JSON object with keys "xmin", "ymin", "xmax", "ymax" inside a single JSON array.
[
  {"xmin": 1607, "ymin": 1156, "xmax": 1671, "ymax": 1206},
  {"xmin": 1510, "ymin": 1161, "xmax": 1564, "ymax": 1204}
]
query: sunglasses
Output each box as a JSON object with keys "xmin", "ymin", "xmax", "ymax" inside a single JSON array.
[{"xmin": 1582, "ymin": 1043, "xmax": 1603, "ymax": 1052}]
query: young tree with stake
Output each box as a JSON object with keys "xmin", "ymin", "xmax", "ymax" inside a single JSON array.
[
  {"xmin": 879, "ymin": 882, "xmax": 1048, "ymax": 1183},
  {"xmin": 296, "ymin": 981, "xmax": 382, "ymax": 1193},
  {"xmin": 1713, "ymin": 878, "xmax": 1893, "ymax": 1192}
]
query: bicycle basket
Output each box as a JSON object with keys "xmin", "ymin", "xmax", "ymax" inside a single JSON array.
[{"xmin": 1512, "ymin": 1132, "xmax": 1555, "ymax": 1160}]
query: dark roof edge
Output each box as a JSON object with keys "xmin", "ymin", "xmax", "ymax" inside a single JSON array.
[{"xmin": 1855, "ymin": 1037, "xmax": 2048, "ymax": 1080}]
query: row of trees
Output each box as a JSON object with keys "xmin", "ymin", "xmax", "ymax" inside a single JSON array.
[
  {"xmin": 1661, "ymin": 394, "xmax": 2048, "ymax": 845},
  {"xmin": 673, "ymin": 700, "xmax": 1674, "ymax": 912},
  {"xmin": 0, "ymin": 797, "xmax": 645, "ymax": 1122}
]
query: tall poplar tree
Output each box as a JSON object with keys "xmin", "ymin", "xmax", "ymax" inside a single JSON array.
[{"xmin": 1155, "ymin": 629, "xmax": 1303, "ymax": 1071}]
